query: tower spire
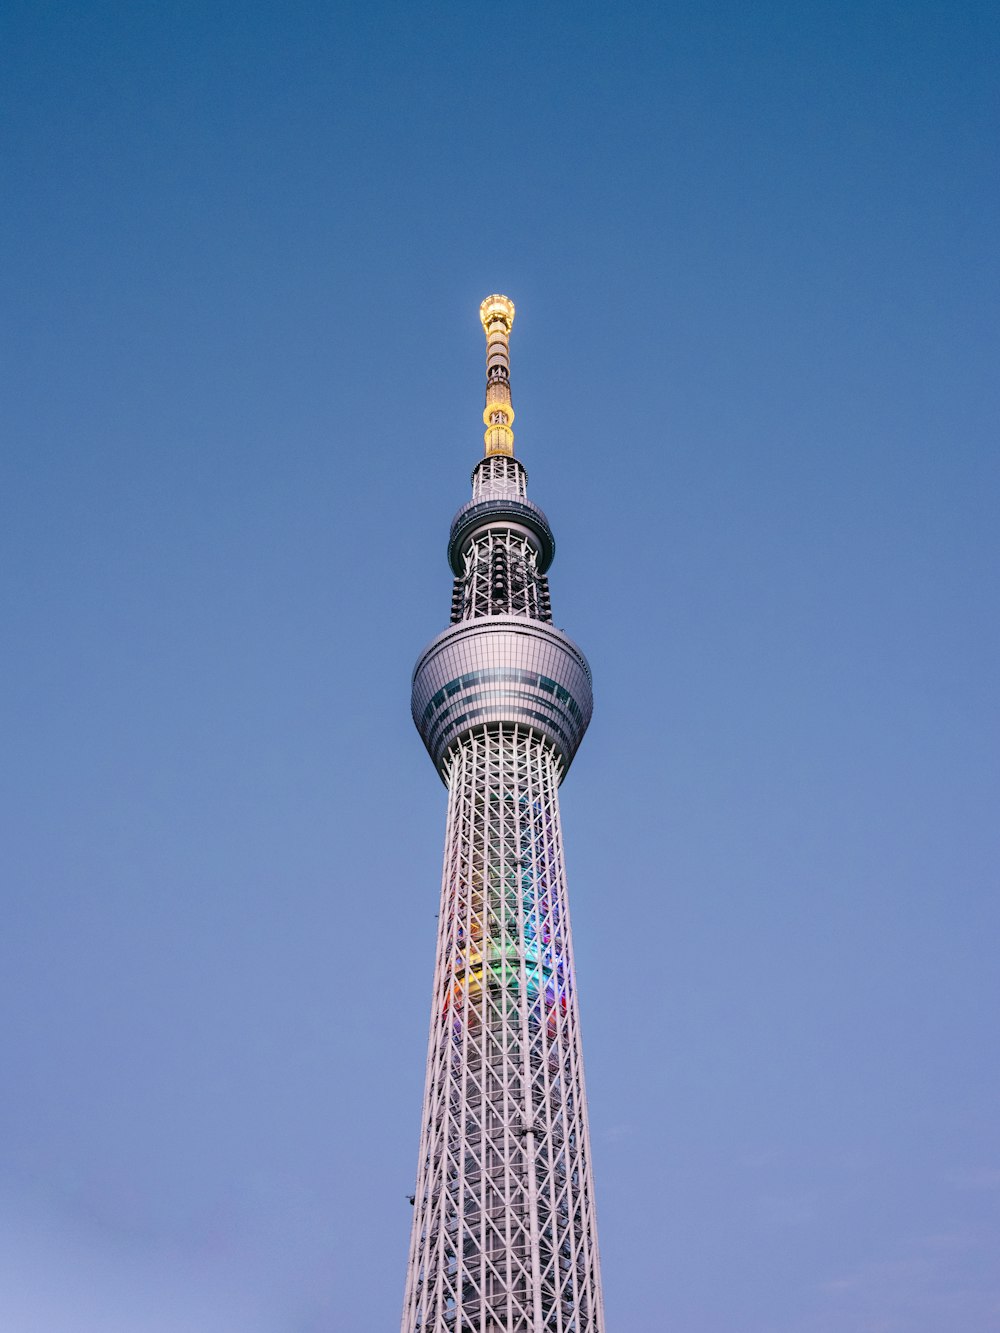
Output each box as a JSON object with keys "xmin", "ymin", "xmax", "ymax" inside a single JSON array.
[{"xmin": 479, "ymin": 293, "xmax": 516, "ymax": 456}]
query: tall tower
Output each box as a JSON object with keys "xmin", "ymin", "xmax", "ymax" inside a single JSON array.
[{"xmin": 402, "ymin": 297, "xmax": 605, "ymax": 1332}]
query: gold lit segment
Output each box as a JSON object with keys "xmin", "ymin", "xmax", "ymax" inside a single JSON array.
[{"xmin": 479, "ymin": 294, "xmax": 516, "ymax": 457}]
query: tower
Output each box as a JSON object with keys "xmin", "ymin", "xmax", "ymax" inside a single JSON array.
[{"xmin": 402, "ymin": 296, "xmax": 605, "ymax": 1332}]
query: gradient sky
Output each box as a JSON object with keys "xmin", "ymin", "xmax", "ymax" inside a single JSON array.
[{"xmin": 2, "ymin": 2, "xmax": 998, "ymax": 1330}]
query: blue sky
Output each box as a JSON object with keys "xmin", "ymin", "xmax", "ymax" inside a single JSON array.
[{"xmin": 2, "ymin": 2, "xmax": 998, "ymax": 1329}]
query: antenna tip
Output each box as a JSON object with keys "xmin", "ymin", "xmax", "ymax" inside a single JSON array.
[{"xmin": 479, "ymin": 294, "xmax": 515, "ymax": 331}]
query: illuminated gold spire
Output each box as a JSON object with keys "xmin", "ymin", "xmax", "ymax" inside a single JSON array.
[{"xmin": 479, "ymin": 294, "xmax": 516, "ymax": 456}]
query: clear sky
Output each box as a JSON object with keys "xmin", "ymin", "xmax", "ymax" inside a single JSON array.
[{"xmin": 2, "ymin": 2, "xmax": 998, "ymax": 1330}]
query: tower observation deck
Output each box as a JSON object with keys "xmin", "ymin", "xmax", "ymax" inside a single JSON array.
[{"xmin": 402, "ymin": 297, "xmax": 605, "ymax": 1332}]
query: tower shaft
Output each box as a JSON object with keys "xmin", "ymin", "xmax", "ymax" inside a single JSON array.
[
  {"xmin": 402, "ymin": 727, "xmax": 603, "ymax": 1331},
  {"xmin": 403, "ymin": 299, "xmax": 604, "ymax": 1332}
]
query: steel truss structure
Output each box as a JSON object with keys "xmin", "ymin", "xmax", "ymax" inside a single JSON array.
[
  {"xmin": 403, "ymin": 297, "xmax": 604, "ymax": 1333},
  {"xmin": 451, "ymin": 528, "xmax": 553, "ymax": 624}
]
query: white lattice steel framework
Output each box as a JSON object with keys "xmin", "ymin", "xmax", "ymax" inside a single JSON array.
[{"xmin": 403, "ymin": 297, "xmax": 605, "ymax": 1332}]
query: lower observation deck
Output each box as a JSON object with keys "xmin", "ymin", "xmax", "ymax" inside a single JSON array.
[{"xmin": 411, "ymin": 616, "xmax": 593, "ymax": 779}]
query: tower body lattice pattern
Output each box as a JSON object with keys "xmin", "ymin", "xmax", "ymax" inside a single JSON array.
[{"xmin": 404, "ymin": 296, "xmax": 604, "ymax": 1333}]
